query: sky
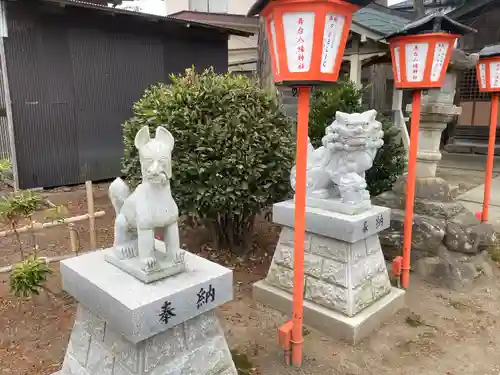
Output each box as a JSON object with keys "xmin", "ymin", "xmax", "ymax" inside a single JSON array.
[{"xmin": 116, "ymin": 0, "xmax": 405, "ymax": 16}]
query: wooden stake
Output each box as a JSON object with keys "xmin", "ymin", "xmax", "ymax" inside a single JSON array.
[
  {"xmin": 0, "ymin": 211, "xmax": 105, "ymax": 238},
  {"xmin": 69, "ymin": 223, "xmax": 79, "ymax": 255},
  {"xmin": 86, "ymin": 181, "xmax": 97, "ymax": 249}
]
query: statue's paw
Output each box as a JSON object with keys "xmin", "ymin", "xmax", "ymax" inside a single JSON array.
[
  {"xmin": 115, "ymin": 245, "xmax": 136, "ymax": 259},
  {"xmin": 114, "ymin": 247, "xmax": 126, "ymax": 260},
  {"xmin": 141, "ymin": 257, "xmax": 157, "ymax": 272},
  {"xmin": 114, "ymin": 245, "xmax": 130, "ymax": 260}
]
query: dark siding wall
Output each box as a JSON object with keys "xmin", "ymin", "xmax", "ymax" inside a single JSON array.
[
  {"xmin": 456, "ymin": 4, "xmax": 500, "ymax": 52},
  {"xmin": 4, "ymin": 2, "xmax": 228, "ymax": 189}
]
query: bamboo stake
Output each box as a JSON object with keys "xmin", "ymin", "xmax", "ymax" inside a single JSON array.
[
  {"xmin": 85, "ymin": 181, "xmax": 97, "ymax": 249},
  {"xmin": 0, "ymin": 211, "xmax": 105, "ymax": 238},
  {"xmin": 0, "ymin": 250, "xmax": 95, "ymax": 274},
  {"xmin": 69, "ymin": 223, "xmax": 79, "ymax": 255}
]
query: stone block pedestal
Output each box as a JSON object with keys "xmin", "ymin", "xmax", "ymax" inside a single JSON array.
[
  {"xmin": 57, "ymin": 249, "xmax": 237, "ymax": 375},
  {"xmin": 254, "ymin": 200, "xmax": 405, "ymax": 344}
]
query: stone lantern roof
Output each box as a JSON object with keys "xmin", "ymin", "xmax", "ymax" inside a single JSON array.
[
  {"xmin": 478, "ymin": 44, "xmax": 500, "ymax": 59},
  {"xmin": 384, "ymin": 11, "xmax": 476, "ymax": 39}
]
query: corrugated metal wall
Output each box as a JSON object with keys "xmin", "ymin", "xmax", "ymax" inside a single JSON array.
[{"xmin": 3, "ymin": 1, "xmax": 228, "ymax": 189}]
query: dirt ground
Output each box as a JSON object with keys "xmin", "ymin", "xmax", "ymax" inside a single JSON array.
[{"xmin": 1, "ymin": 179, "xmax": 500, "ymax": 375}]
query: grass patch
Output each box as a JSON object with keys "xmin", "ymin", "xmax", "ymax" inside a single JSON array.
[
  {"xmin": 405, "ymin": 313, "xmax": 424, "ymax": 327},
  {"xmin": 231, "ymin": 350, "xmax": 255, "ymax": 375},
  {"xmin": 487, "ymin": 236, "xmax": 500, "ymax": 262},
  {"xmin": 448, "ymin": 300, "xmax": 469, "ymax": 311}
]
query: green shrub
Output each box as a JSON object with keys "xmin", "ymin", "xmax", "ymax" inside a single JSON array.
[
  {"xmin": 122, "ymin": 68, "xmax": 295, "ymax": 252},
  {"xmin": 9, "ymin": 256, "xmax": 52, "ymax": 297},
  {"xmin": 0, "ymin": 191, "xmax": 42, "ymax": 260},
  {"xmin": 309, "ymin": 81, "xmax": 363, "ymax": 148},
  {"xmin": 366, "ymin": 117, "xmax": 406, "ymax": 196}
]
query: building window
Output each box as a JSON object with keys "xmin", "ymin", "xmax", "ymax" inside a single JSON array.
[
  {"xmin": 459, "ymin": 68, "xmax": 491, "ymax": 102},
  {"xmin": 189, "ymin": 0, "xmax": 228, "ymax": 13}
]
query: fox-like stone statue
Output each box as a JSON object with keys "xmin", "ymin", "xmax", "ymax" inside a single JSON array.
[{"xmin": 106, "ymin": 125, "xmax": 185, "ymax": 280}]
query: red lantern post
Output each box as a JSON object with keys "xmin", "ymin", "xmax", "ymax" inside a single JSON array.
[
  {"xmin": 386, "ymin": 14, "xmax": 476, "ymax": 289},
  {"xmin": 248, "ymin": 0, "xmax": 373, "ymax": 367},
  {"xmin": 475, "ymin": 45, "xmax": 500, "ymax": 223}
]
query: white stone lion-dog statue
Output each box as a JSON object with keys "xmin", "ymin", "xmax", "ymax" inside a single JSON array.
[
  {"xmin": 290, "ymin": 110, "xmax": 384, "ymax": 214},
  {"xmin": 106, "ymin": 125, "xmax": 185, "ymax": 282}
]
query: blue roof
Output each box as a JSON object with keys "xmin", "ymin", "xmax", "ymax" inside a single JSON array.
[{"xmin": 353, "ymin": 6, "xmax": 410, "ymax": 36}]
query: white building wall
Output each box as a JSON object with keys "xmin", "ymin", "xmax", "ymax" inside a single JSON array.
[
  {"xmin": 166, "ymin": 0, "xmax": 255, "ymax": 15},
  {"xmin": 165, "ymin": 0, "xmax": 258, "ymax": 73}
]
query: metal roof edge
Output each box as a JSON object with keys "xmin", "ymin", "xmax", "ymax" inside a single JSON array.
[
  {"xmin": 447, "ymin": 0, "xmax": 494, "ymax": 19},
  {"xmin": 37, "ymin": 0, "xmax": 253, "ymax": 36}
]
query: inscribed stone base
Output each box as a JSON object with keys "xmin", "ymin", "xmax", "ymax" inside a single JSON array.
[
  {"xmin": 273, "ymin": 200, "xmax": 391, "ymax": 243},
  {"xmin": 264, "ymin": 226, "xmax": 392, "ymax": 317},
  {"xmin": 304, "ymin": 197, "xmax": 372, "ymax": 215},
  {"xmin": 259, "ymin": 202, "xmax": 400, "ymax": 331},
  {"xmin": 254, "ymin": 280, "xmax": 405, "ymax": 345},
  {"xmin": 58, "ymin": 305, "xmax": 237, "ymax": 375},
  {"xmin": 56, "ymin": 249, "xmax": 237, "ymax": 374},
  {"xmin": 61, "ymin": 249, "xmax": 233, "ymax": 343}
]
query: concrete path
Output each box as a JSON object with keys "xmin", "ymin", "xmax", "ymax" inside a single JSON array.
[
  {"xmin": 441, "ymin": 152, "xmax": 500, "ymax": 173},
  {"xmin": 457, "ymin": 175, "xmax": 500, "ymax": 231}
]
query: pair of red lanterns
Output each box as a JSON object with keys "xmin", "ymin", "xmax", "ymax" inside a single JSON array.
[{"xmin": 248, "ymin": 0, "xmax": 478, "ymax": 368}]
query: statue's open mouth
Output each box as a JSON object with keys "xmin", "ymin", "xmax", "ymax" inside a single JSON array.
[{"xmin": 149, "ymin": 173, "xmax": 168, "ymax": 184}]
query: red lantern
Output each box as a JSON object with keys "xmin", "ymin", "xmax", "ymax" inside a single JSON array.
[
  {"xmin": 385, "ymin": 13, "xmax": 476, "ymax": 290},
  {"xmin": 386, "ymin": 13, "xmax": 475, "ymax": 90},
  {"xmin": 247, "ymin": 0, "xmax": 373, "ymax": 368},
  {"xmin": 389, "ymin": 33, "xmax": 458, "ymax": 89},
  {"xmin": 248, "ymin": 0, "xmax": 372, "ymax": 86},
  {"xmin": 476, "ymin": 45, "xmax": 500, "ymax": 92},
  {"xmin": 475, "ymin": 45, "xmax": 500, "ymax": 223}
]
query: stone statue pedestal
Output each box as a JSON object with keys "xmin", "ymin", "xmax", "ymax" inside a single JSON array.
[
  {"xmin": 105, "ymin": 241, "xmax": 187, "ymax": 284},
  {"xmin": 56, "ymin": 249, "xmax": 238, "ymax": 375},
  {"xmin": 253, "ymin": 200, "xmax": 405, "ymax": 344}
]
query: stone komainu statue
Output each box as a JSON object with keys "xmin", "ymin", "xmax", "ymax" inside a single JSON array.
[
  {"xmin": 291, "ymin": 110, "xmax": 384, "ymax": 212},
  {"xmin": 107, "ymin": 126, "xmax": 185, "ymax": 278}
]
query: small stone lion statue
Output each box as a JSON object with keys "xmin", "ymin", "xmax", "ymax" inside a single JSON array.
[
  {"xmin": 107, "ymin": 125, "xmax": 185, "ymax": 279},
  {"xmin": 291, "ymin": 110, "xmax": 384, "ymax": 212}
]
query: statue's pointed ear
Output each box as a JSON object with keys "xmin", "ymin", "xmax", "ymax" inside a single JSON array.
[
  {"xmin": 335, "ymin": 111, "xmax": 348, "ymax": 123},
  {"xmin": 364, "ymin": 109, "xmax": 378, "ymax": 122},
  {"xmin": 134, "ymin": 126, "xmax": 150, "ymax": 150},
  {"xmin": 155, "ymin": 126, "xmax": 175, "ymax": 150}
]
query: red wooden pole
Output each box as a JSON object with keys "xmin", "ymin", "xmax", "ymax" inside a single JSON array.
[
  {"xmin": 291, "ymin": 86, "xmax": 311, "ymax": 367},
  {"xmin": 482, "ymin": 93, "xmax": 499, "ymax": 222},
  {"xmin": 402, "ymin": 89, "xmax": 422, "ymax": 289}
]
